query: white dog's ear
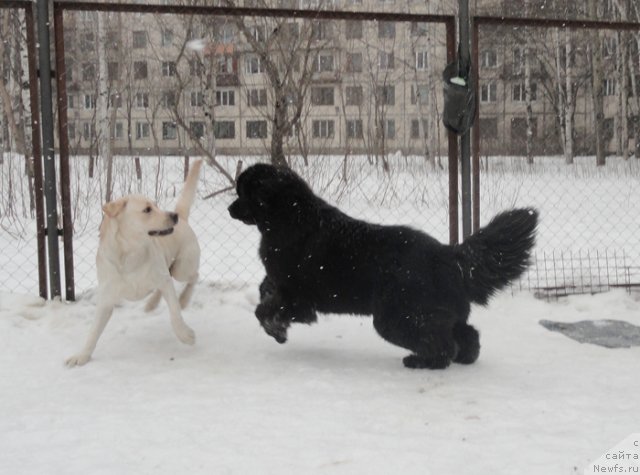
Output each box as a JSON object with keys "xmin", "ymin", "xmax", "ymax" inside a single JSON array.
[{"xmin": 102, "ymin": 199, "xmax": 126, "ymax": 218}]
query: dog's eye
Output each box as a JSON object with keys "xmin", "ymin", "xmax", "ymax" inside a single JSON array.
[{"xmin": 143, "ymin": 206, "xmax": 152, "ymax": 213}]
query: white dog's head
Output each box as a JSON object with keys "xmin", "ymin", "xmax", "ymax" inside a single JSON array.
[{"xmin": 102, "ymin": 195, "xmax": 178, "ymax": 238}]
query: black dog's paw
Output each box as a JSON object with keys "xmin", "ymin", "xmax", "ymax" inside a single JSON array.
[
  {"xmin": 403, "ymin": 354, "xmax": 451, "ymax": 370},
  {"xmin": 261, "ymin": 317, "xmax": 289, "ymax": 344},
  {"xmin": 255, "ymin": 303, "xmax": 289, "ymax": 344}
]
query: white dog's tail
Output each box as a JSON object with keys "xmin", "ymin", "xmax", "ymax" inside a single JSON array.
[{"xmin": 175, "ymin": 159, "xmax": 202, "ymax": 221}]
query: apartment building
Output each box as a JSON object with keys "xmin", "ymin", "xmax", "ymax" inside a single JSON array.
[{"xmin": 58, "ymin": 2, "xmax": 639, "ymax": 157}]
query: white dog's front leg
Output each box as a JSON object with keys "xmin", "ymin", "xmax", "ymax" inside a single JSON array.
[
  {"xmin": 161, "ymin": 281, "xmax": 195, "ymax": 345},
  {"xmin": 65, "ymin": 303, "xmax": 114, "ymax": 367}
]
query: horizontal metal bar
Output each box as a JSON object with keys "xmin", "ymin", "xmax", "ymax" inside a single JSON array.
[
  {"xmin": 475, "ymin": 15, "xmax": 640, "ymax": 31},
  {"xmin": 54, "ymin": 1, "xmax": 454, "ymax": 23},
  {"xmin": 0, "ymin": 1, "xmax": 31, "ymax": 9}
]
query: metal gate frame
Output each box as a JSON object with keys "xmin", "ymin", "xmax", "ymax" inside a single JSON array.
[
  {"xmin": 42, "ymin": 1, "xmax": 459, "ymax": 300},
  {"xmin": 2, "ymin": 1, "xmax": 47, "ymax": 299},
  {"xmin": 470, "ymin": 15, "xmax": 640, "ymax": 232}
]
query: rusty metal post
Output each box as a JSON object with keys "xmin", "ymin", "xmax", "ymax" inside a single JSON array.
[
  {"xmin": 25, "ymin": 4, "xmax": 48, "ymax": 299},
  {"xmin": 53, "ymin": 4, "xmax": 75, "ymax": 301},
  {"xmin": 36, "ymin": 0, "xmax": 62, "ymax": 299},
  {"xmin": 458, "ymin": 0, "xmax": 472, "ymax": 240},
  {"xmin": 446, "ymin": 17, "xmax": 459, "ymax": 245},
  {"xmin": 472, "ymin": 21, "xmax": 480, "ymax": 233}
]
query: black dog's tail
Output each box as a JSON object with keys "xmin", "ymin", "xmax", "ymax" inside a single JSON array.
[{"xmin": 454, "ymin": 208, "xmax": 538, "ymax": 305}]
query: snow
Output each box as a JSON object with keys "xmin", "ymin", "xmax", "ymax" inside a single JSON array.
[
  {"xmin": 1, "ymin": 285, "xmax": 639, "ymax": 474},
  {"xmin": 1, "ymin": 153, "xmax": 639, "ymax": 472}
]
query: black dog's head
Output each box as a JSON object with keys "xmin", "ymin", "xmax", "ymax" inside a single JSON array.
[{"xmin": 228, "ymin": 163, "xmax": 317, "ymax": 233}]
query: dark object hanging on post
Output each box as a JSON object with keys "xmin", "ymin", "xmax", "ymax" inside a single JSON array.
[{"xmin": 442, "ymin": 50, "xmax": 476, "ymax": 135}]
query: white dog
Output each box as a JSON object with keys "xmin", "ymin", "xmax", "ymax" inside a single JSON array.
[{"xmin": 66, "ymin": 160, "xmax": 203, "ymax": 366}]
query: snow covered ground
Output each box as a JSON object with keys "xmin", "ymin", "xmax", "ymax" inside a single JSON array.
[
  {"xmin": 1, "ymin": 285, "xmax": 639, "ymax": 474},
  {"xmin": 1, "ymin": 154, "xmax": 639, "ymax": 473}
]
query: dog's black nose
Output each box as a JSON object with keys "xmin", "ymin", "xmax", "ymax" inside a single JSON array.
[{"xmin": 170, "ymin": 212, "xmax": 178, "ymax": 224}]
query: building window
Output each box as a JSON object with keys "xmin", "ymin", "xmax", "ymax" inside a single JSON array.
[
  {"xmin": 250, "ymin": 25, "xmax": 266, "ymax": 42},
  {"xmin": 479, "ymin": 117, "xmax": 498, "ymax": 138},
  {"xmin": 133, "ymin": 61, "xmax": 148, "ymax": 80},
  {"xmin": 385, "ymin": 119, "xmax": 396, "ymax": 140},
  {"xmin": 214, "ymin": 120, "xmax": 236, "ymax": 139},
  {"xmin": 481, "ymin": 49, "xmax": 497, "ymax": 68},
  {"xmin": 189, "ymin": 59, "xmax": 205, "ymax": 76},
  {"xmin": 136, "ymin": 122, "xmax": 150, "ymax": 140},
  {"xmin": 65, "ymin": 59, "xmax": 74, "ymax": 82},
  {"xmin": 378, "ymin": 21, "xmax": 395, "ymax": 39},
  {"xmin": 190, "ymin": 91, "xmax": 204, "ymax": 107},
  {"xmin": 161, "ymin": 91, "xmax": 177, "ymax": 108},
  {"xmin": 133, "ymin": 31, "xmax": 147, "ymax": 49},
  {"xmin": 190, "ymin": 121, "xmax": 205, "ymax": 139},
  {"xmin": 512, "ymin": 83, "xmax": 537, "ymax": 101},
  {"xmin": 603, "ymin": 36, "xmax": 617, "ymax": 57},
  {"xmin": 108, "ymin": 62, "xmax": 119, "ymax": 81},
  {"xmin": 109, "ymin": 94, "xmax": 122, "ymax": 108},
  {"xmin": 312, "ymin": 120, "xmax": 334, "ymax": 138},
  {"xmin": 410, "ymin": 119, "xmax": 427, "ymax": 139},
  {"xmin": 84, "ymin": 94, "xmax": 96, "ymax": 109},
  {"xmin": 80, "ymin": 32, "xmax": 95, "ymax": 52},
  {"xmin": 513, "ymin": 47, "xmax": 525, "ymax": 73},
  {"xmin": 106, "ymin": 31, "xmax": 120, "ymax": 51},
  {"xmin": 68, "ymin": 95, "xmax": 75, "ymax": 109},
  {"xmin": 218, "ymin": 56, "xmax": 235, "ymax": 74},
  {"xmin": 245, "ymin": 56, "xmax": 263, "ymax": 74},
  {"xmin": 161, "ymin": 29, "xmax": 173, "ymax": 47},
  {"xmin": 312, "ymin": 22, "xmax": 332, "ymax": 41},
  {"xmin": 219, "ymin": 24, "xmax": 235, "ymax": 44},
  {"xmin": 376, "ymin": 85, "xmax": 395, "ymax": 106},
  {"xmin": 315, "ymin": 54, "xmax": 334, "ymax": 73},
  {"xmin": 411, "ymin": 84, "xmax": 429, "ymax": 105},
  {"xmin": 82, "ymin": 122, "xmax": 96, "ymax": 141},
  {"xmin": 346, "ymin": 120, "xmax": 363, "ymax": 139},
  {"xmin": 247, "ymin": 120, "xmax": 267, "ymax": 139},
  {"xmin": 113, "ymin": 122, "xmax": 124, "ymax": 140},
  {"xmin": 603, "ymin": 117, "xmax": 614, "ymax": 142},
  {"xmin": 82, "ymin": 63, "xmax": 95, "ymax": 81},
  {"xmin": 311, "ymin": 87, "xmax": 334, "ymax": 106},
  {"xmin": 345, "ymin": 21, "xmax": 363, "ymax": 40},
  {"xmin": 481, "ymin": 82, "xmax": 497, "ymax": 103},
  {"xmin": 604, "ymin": 78, "xmax": 617, "ymax": 96},
  {"xmin": 346, "ymin": 86, "xmax": 362, "ymax": 106},
  {"xmin": 247, "ymin": 89, "xmax": 268, "ymax": 107},
  {"xmin": 135, "ymin": 92, "xmax": 149, "ymax": 108},
  {"xmin": 162, "ymin": 61, "xmax": 177, "ymax": 77},
  {"xmin": 411, "ymin": 22, "xmax": 428, "ymax": 37},
  {"xmin": 416, "ymin": 51, "xmax": 428, "ymax": 70},
  {"xmin": 215, "ymin": 90, "xmax": 235, "ymax": 106},
  {"xmin": 379, "ymin": 51, "xmax": 394, "ymax": 70},
  {"xmin": 162, "ymin": 122, "xmax": 177, "ymax": 140},
  {"xmin": 346, "ymin": 53, "xmax": 363, "ymax": 73},
  {"xmin": 68, "ymin": 122, "xmax": 76, "ymax": 140}
]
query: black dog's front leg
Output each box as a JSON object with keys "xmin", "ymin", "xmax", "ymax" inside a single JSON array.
[{"xmin": 255, "ymin": 276, "xmax": 317, "ymax": 344}]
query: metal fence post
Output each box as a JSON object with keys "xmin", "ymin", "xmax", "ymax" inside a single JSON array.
[
  {"xmin": 459, "ymin": 0, "xmax": 472, "ymax": 240},
  {"xmin": 36, "ymin": 0, "xmax": 62, "ymax": 299}
]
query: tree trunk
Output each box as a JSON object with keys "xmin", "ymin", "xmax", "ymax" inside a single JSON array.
[
  {"xmin": 524, "ymin": 33, "xmax": 534, "ymax": 164},
  {"xmin": 564, "ymin": 29, "xmax": 574, "ymax": 164},
  {"xmin": 618, "ymin": 31, "xmax": 629, "ymax": 160},
  {"xmin": 588, "ymin": 0, "xmax": 606, "ymax": 166},
  {"xmin": 97, "ymin": 14, "xmax": 114, "ymax": 202}
]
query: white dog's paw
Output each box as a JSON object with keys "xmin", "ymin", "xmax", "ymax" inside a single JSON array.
[
  {"xmin": 175, "ymin": 324, "xmax": 196, "ymax": 345},
  {"xmin": 65, "ymin": 353, "xmax": 91, "ymax": 367}
]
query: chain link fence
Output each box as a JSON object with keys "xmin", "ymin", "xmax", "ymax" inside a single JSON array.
[{"xmin": 1, "ymin": 4, "xmax": 639, "ymax": 299}]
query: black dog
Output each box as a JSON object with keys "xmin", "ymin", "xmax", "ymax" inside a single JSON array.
[{"xmin": 229, "ymin": 164, "xmax": 538, "ymax": 369}]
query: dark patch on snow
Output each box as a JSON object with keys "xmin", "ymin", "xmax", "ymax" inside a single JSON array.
[{"xmin": 540, "ymin": 319, "xmax": 640, "ymax": 348}]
